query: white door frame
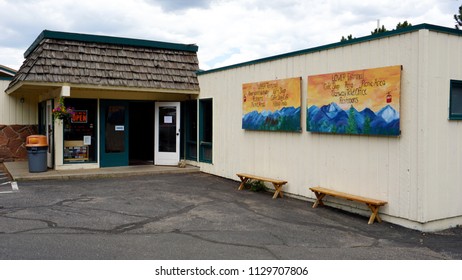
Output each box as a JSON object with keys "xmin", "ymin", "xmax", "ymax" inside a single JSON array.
[
  {"xmin": 154, "ymin": 102, "xmax": 180, "ymax": 165},
  {"xmin": 46, "ymin": 99, "xmax": 53, "ymax": 168}
]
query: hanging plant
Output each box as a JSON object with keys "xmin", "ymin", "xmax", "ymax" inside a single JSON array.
[{"xmin": 52, "ymin": 97, "xmax": 75, "ymax": 121}]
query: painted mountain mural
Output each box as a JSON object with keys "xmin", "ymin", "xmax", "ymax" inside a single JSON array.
[
  {"xmin": 307, "ymin": 65, "xmax": 402, "ymax": 136},
  {"xmin": 307, "ymin": 102, "xmax": 400, "ymax": 136},
  {"xmin": 242, "ymin": 106, "xmax": 301, "ymax": 131}
]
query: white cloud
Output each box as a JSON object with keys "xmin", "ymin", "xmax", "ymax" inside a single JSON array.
[
  {"xmin": 0, "ymin": 47, "xmax": 25, "ymax": 70},
  {"xmin": 0, "ymin": 0, "xmax": 460, "ymax": 71},
  {"xmin": 147, "ymin": 0, "xmax": 211, "ymax": 12}
]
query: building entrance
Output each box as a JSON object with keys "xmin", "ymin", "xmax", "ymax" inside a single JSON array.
[
  {"xmin": 100, "ymin": 100, "xmax": 129, "ymax": 167},
  {"xmin": 155, "ymin": 102, "xmax": 180, "ymax": 165},
  {"xmin": 129, "ymin": 101, "xmax": 154, "ymax": 165}
]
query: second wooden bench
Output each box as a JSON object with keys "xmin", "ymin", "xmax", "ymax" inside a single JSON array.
[
  {"xmin": 237, "ymin": 173, "xmax": 287, "ymax": 199},
  {"xmin": 309, "ymin": 186, "xmax": 387, "ymax": 224}
]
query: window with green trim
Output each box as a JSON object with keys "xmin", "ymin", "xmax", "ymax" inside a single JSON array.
[
  {"xmin": 63, "ymin": 98, "xmax": 98, "ymax": 163},
  {"xmin": 199, "ymin": 99, "xmax": 213, "ymax": 163},
  {"xmin": 181, "ymin": 100, "xmax": 197, "ymax": 161},
  {"xmin": 450, "ymin": 80, "xmax": 462, "ymax": 120}
]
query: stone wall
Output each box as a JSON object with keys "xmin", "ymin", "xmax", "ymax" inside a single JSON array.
[{"xmin": 0, "ymin": 125, "xmax": 38, "ymax": 162}]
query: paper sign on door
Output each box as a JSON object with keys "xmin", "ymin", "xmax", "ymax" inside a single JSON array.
[{"xmin": 164, "ymin": 116, "xmax": 173, "ymax": 124}]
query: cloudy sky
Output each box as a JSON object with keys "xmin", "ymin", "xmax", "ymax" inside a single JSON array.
[{"xmin": 0, "ymin": 0, "xmax": 461, "ymax": 71}]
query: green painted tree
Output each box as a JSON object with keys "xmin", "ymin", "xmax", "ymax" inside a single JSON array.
[
  {"xmin": 346, "ymin": 106, "xmax": 358, "ymax": 134},
  {"xmin": 320, "ymin": 120, "xmax": 331, "ymax": 132},
  {"xmin": 331, "ymin": 124, "xmax": 338, "ymax": 133},
  {"xmin": 363, "ymin": 116, "xmax": 371, "ymax": 135}
]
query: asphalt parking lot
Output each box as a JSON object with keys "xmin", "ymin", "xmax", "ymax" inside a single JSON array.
[{"xmin": 0, "ymin": 172, "xmax": 461, "ymax": 260}]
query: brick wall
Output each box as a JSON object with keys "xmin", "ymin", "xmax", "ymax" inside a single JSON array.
[{"xmin": 0, "ymin": 125, "xmax": 38, "ymax": 162}]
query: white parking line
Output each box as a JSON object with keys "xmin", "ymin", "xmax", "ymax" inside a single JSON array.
[{"xmin": 0, "ymin": 181, "xmax": 19, "ymax": 194}]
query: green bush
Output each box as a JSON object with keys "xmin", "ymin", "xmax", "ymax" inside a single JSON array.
[{"xmin": 244, "ymin": 180, "xmax": 267, "ymax": 192}]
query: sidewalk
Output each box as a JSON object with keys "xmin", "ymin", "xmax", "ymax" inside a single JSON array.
[{"xmin": 3, "ymin": 161, "xmax": 200, "ymax": 181}]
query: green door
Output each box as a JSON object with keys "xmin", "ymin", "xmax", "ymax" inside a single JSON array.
[{"xmin": 100, "ymin": 100, "xmax": 129, "ymax": 167}]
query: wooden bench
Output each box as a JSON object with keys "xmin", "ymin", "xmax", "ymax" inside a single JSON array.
[
  {"xmin": 309, "ymin": 186, "xmax": 387, "ymax": 224},
  {"xmin": 237, "ymin": 173, "xmax": 287, "ymax": 199}
]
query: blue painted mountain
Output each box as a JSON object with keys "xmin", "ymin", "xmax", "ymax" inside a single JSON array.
[
  {"xmin": 242, "ymin": 106, "xmax": 301, "ymax": 131},
  {"xmin": 307, "ymin": 103, "xmax": 400, "ymax": 136}
]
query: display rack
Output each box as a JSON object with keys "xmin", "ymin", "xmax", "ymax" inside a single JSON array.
[{"xmin": 64, "ymin": 140, "xmax": 89, "ymax": 162}]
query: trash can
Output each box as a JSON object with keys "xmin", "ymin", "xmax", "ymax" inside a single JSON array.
[{"xmin": 26, "ymin": 135, "xmax": 48, "ymax": 173}]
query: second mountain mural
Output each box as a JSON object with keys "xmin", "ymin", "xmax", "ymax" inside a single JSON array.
[{"xmin": 307, "ymin": 65, "xmax": 402, "ymax": 136}]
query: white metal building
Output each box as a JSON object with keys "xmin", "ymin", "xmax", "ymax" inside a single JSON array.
[
  {"xmin": 196, "ymin": 24, "xmax": 462, "ymax": 232},
  {"xmin": 3, "ymin": 24, "xmax": 462, "ymax": 232},
  {"xmin": 1, "ymin": 64, "xmax": 38, "ymax": 161}
]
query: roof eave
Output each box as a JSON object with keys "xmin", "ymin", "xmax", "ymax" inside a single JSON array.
[
  {"xmin": 0, "ymin": 64, "xmax": 17, "ymax": 77},
  {"xmin": 24, "ymin": 30, "xmax": 199, "ymax": 58},
  {"xmin": 6, "ymin": 81, "xmax": 199, "ymax": 95}
]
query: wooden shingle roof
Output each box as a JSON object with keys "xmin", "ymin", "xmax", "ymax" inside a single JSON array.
[{"xmin": 7, "ymin": 30, "xmax": 200, "ymax": 93}]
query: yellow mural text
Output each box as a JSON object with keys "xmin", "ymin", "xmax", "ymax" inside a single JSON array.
[
  {"xmin": 243, "ymin": 77, "xmax": 301, "ymax": 114},
  {"xmin": 308, "ymin": 65, "xmax": 401, "ymax": 112}
]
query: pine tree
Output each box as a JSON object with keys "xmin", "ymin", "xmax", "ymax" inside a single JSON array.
[
  {"xmin": 341, "ymin": 21, "xmax": 412, "ymax": 42},
  {"xmin": 396, "ymin": 21, "xmax": 412, "ymax": 29},
  {"xmin": 455, "ymin": 4, "xmax": 462, "ymax": 30},
  {"xmin": 340, "ymin": 34, "xmax": 354, "ymax": 42},
  {"xmin": 371, "ymin": 25, "xmax": 387, "ymax": 35}
]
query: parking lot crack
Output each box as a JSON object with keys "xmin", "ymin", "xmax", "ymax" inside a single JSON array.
[
  {"xmin": 1, "ymin": 215, "xmax": 58, "ymax": 233},
  {"xmin": 53, "ymin": 196, "xmax": 95, "ymax": 207},
  {"xmin": 171, "ymin": 229, "xmax": 280, "ymax": 259},
  {"xmin": 109, "ymin": 203, "xmax": 198, "ymax": 234}
]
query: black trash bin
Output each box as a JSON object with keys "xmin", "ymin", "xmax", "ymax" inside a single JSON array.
[{"xmin": 26, "ymin": 135, "xmax": 48, "ymax": 173}]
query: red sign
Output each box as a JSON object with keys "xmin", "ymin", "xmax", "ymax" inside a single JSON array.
[{"xmin": 71, "ymin": 110, "xmax": 88, "ymax": 123}]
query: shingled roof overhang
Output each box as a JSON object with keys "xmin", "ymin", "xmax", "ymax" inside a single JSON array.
[{"xmin": 6, "ymin": 30, "xmax": 200, "ymax": 95}]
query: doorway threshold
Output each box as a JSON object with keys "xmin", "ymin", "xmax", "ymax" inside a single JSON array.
[{"xmin": 129, "ymin": 160, "xmax": 154, "ymax": 166}]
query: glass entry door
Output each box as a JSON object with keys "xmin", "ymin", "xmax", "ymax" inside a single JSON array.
[
  {"xmin": 155, "ymin": 102, "xmax": 180, "ymax": 165},
  {"xmin": 100, "ymin": 100, "xmax": 129, "ymax": 167}
]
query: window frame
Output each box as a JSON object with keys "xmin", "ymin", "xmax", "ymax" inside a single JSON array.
[
  {"xmin": 449, "ymin": 79, "xmax": 462, "ymax": 120},
  {"xmin": 63, "ymin": 98, "xmax": 98, "ymax": 164},
  {"xmin": 181, "ymin": 100, "xmax": 198, "ymax": 161},
  {"xmin": 199, "ymin": 98, "xmax": 213, "ymax": 163}
]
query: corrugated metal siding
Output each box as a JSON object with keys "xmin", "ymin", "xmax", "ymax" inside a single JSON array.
[
  {"xmin": 198, "ymin": 29, "xmax": 462, "ymax": 228},
  {"xmin": 1, "ymin": 81, "xmax": 37, "ymax": 125},
  {"xmin": 422, "ymin": 31, "xmax": 462, "ymax": 222}
]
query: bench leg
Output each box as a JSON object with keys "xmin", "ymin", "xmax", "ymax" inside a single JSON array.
[
  {"xmin": 312, "ymin": 192, "xmax": 326, "ymax": 208},
  {"xmin": 237, "ymin": 176, "xmax": 250, "ymax": 191},
  {"xmin": 272, "ymin": 183, "xmax": 285, "ymax": 199},
  {"xmin": 367, "ymin": 204, "xmax": 382, "ymax": 224}
]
